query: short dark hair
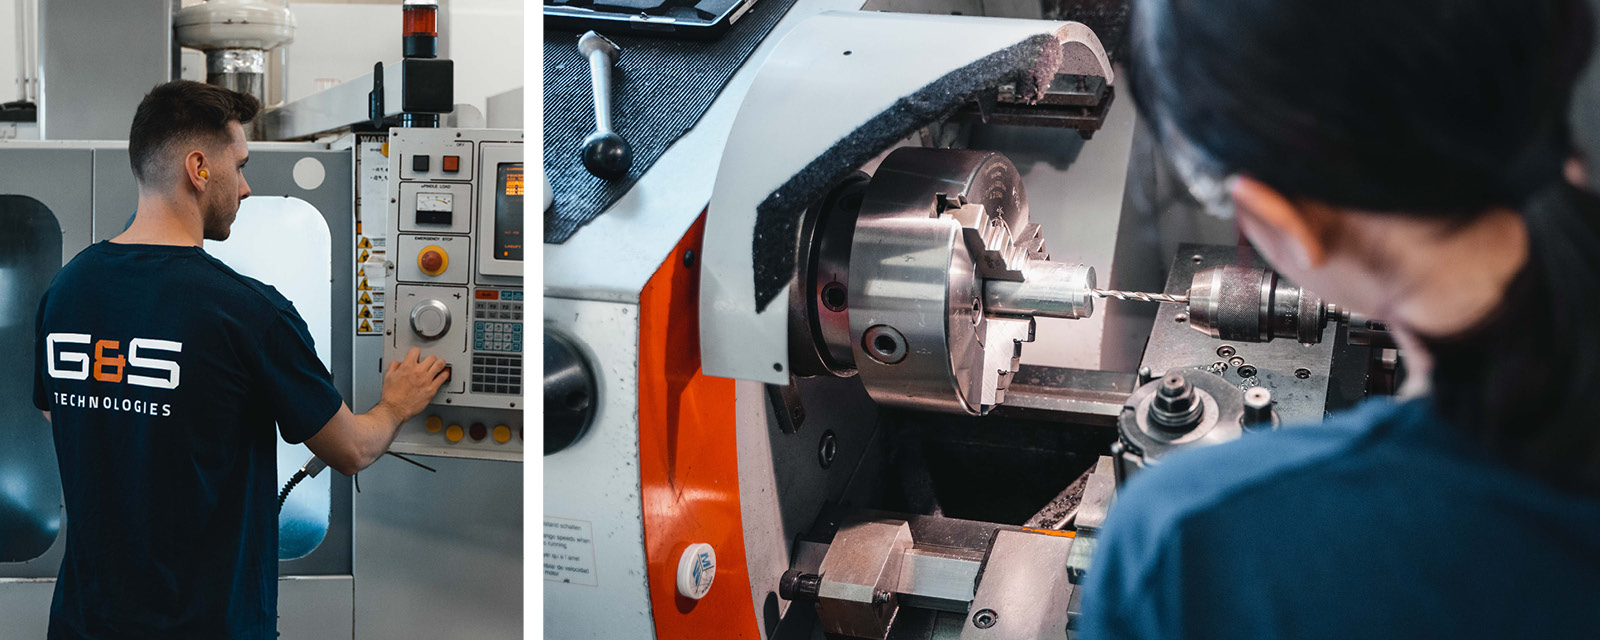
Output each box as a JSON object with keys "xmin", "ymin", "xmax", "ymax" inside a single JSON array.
[{"xmin": 128, "ymin": 80, "xmax": 261, "ymax": 186}]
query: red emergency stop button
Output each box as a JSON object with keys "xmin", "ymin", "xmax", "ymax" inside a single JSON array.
[{"xmin": 418, "ymin": 245, "xmax": 449, "ymax": 276}]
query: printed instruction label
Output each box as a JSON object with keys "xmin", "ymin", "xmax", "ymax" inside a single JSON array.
[{"xmin": 544, "ymin": 516, "xmax": 599, "ymax": 586}]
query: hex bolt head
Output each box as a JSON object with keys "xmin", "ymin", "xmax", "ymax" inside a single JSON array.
[{"xmin": 1149, "ymin": 373, "xmax": 1205, "ymax": 433}]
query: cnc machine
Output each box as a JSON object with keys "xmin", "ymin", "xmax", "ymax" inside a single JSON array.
[{"xmin": 543, "ymin": 5, "xmax": 1394, "ymax": 639}]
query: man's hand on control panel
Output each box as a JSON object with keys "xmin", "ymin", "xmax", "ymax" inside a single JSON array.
[
  {"xmin": 381, "ymin": 347, "xmax": 451, "ymax": 417},
  {"xmin": 305, "ymin": 347, "xmax": 450, "ymax": 475}
]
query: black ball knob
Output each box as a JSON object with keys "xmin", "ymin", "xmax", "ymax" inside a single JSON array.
[{"xmin": 581, "ymin": 131, "xmax": 633, "ymax": 179}]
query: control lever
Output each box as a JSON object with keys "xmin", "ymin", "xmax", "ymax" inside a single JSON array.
[{"xmin": 578, "ymin": 31, "xmax": 632, "ymax": 179}]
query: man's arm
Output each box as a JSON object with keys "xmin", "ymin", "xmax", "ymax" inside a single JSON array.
[
  {"xmin": 41, "ymin": 411, "xmax": 50, "ymax": 423},
  {"xmin": 305, "ymin": 347, "xmax": 448, "ymax": 475}
]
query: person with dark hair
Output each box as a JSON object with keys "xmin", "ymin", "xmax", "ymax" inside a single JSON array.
[
  {"xmin": 1081, "ymin": 1, "xmax": 1600, "ymax": 638},
  {"xmin": 31, "ymin": 80, "xmax": 449, "ymax": 638}
]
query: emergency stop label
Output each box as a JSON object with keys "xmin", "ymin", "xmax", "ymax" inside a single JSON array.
[{"xmin": 544, "ymin": 516, "xmax": 598, "ymax": 586}]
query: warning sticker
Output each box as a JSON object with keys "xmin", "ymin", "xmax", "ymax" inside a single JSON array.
[
  {"xmin": 356, "ymin": 257, "xmax": 388, "ymax": 336},
  {"xmin": 544, "ymin": 517, "xmax": 599, "ymax": 586}
]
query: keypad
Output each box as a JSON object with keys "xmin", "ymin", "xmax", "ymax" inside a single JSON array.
[
  {"xmin": 473, "ymin": 298, "xmax": 524, "ymax": 322},
  {"xmin": 471, "ymin": 291, "xmax": 523, "ymax": 395},
  {"xmin": 473, "ymin": 319, "xmax": 523, "ymax": 353},
  {"xmin": 471, "ymin": 355, "xmax": 522, "ymax": 395}
]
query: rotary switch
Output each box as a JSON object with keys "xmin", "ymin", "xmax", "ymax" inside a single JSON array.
[
  {"xmin": 410, "ymin": 299, "xmax": 451, "ymax": 339},
  {"xmin": 418, "ymin": 245, "xmax": 449, "ymax": 277}
]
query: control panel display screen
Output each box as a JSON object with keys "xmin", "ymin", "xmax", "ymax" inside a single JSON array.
[{"xmin": 495, "ymin": 163, "xmax": 523, "ymax": 261}]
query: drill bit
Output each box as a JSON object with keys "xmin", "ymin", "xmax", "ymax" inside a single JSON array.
[{"xmin": 1092, "ymin": 289, "xmax": 1190, "ymax": 304}]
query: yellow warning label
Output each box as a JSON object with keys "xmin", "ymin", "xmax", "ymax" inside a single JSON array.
[
  {"xmin": 358, "ymin": 236, "xmax": 372, "ymax": 250},
  {"xmin": 360, "ymin": 319, "xmax": 373, "ymax": 333},
  {"xmin": 359, "ymin": 306, "xmax": 373, "ymax": 319},
  {"xmin": 359, "ymin": 291, "xmax": 373, "ymax": 305},
  {"xmin": 359, "ymin": 279, "xmax": 372, "ymax": 291},
  {"xmin": 359, "ymin": 249, "xmax": 371, "ymax": 262}
]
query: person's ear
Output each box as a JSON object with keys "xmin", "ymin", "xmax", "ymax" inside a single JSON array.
[
  {"xmin": 1232, "ymin": 176, "xmax": 1331, "ymax": 269},
  {"xmin": 187, "ymin": 150, "xmax": 208, "ymax": 191}
]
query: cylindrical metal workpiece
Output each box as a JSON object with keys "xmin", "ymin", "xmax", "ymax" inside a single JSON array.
[{"xmin": 984, "ymin": 262, "xmax": 1096, "ymax": 320}]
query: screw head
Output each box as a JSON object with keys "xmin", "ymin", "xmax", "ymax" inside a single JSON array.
[
  {"xmin": 1294, "ymin": 368, "xmax": 1312, "ymax": 379},
  {"xmin": 973, "ymin": 609, "xmax": 999, "ymax": 629},
  {"xmin": 821, "ymin": 282, "xmax": 847, "ymax": 312},
  {"xmin": 818, "ymin": 430, "xmax": 837, "ymax": 469}
]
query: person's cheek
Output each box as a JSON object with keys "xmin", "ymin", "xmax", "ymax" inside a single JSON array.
[{"xmin": 1236, "ymin": 208, "xmax": 1294, "ymax": 272}]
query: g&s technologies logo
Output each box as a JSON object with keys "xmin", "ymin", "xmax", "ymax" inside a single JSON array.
[{"xmin": 46, "ymin": 333, "xmax": 181, "ymax": 417}]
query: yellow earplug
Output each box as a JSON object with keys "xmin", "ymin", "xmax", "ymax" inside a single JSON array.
[{"xmin": 198, "ymin": 170, "xmax": 208, "ymax": 178}]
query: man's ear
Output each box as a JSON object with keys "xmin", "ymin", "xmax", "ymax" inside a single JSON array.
[
  {"xmin": 1232, "ymin": 176, "xmax": 1331, "ymax": 269},
  {"xmin": 186, "ymin": 150, "xmax": 208, "ymax": 192}
]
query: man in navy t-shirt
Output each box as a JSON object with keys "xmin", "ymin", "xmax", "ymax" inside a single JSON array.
[{"xmin": 31, "ymin": 81, "xmax": 450, "ymax": 639}]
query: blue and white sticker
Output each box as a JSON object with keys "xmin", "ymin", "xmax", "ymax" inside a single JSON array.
[{"xmin": 676, "ymin": 543, "xmax": 717, "ymax": 600}]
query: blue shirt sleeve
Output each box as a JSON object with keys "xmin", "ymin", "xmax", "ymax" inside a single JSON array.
[{"xmin": 252, "ymin": 307, "xmax": 344, "ymax": 444}]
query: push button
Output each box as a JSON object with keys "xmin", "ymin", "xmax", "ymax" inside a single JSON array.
[
  {"xmin": 442, "ymin": 155, "xmax": 460, "ymax": 172},
  {"xmin": 418, "ymin": 245, "xmax": 449, "ymax": 276},
  {"xmin": 412, "ymin": 155, "xmax": 430, "ymax": 172},
  {"xmin": 445, "ymin": 424, "xmax": 464, "ymax": 443},
  {"xmin": 493, "ymin": 425, "xmax": 512, "ymax": 444},
  {"xmin": 424, "ymin": 415, "xmax": 443, "ymax": 433},
  {"xmin": 469, "ymin": 423, "xmax": 487, "ymax": 441}
]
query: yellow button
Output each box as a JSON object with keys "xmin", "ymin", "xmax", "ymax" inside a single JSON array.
[
  {"xmin": 444, "ymin": 424, "xmax": 464, "ymax": 443},
  {"xmin": 424, "ymin": 416, "xmax": 443, "ymax": 433},
  {"xmin": 492, "ymin": 425, "xmax": 511, "ymax": 444}
]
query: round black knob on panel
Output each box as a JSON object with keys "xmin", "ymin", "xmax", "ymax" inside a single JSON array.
[{"xmin": 545, "ymin": 331, "xmax": 598, "ymax": 455}]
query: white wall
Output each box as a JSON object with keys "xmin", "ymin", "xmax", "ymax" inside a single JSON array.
[
  {"xmin": 0, "ymin": 0, "xmax": 521, "ymax": 120},
  {"xmin": 0, "ymin": 0, "xmax": 19, "ymax": 103},
  {"xmin": 284, "ymin": 0, "xmax": 523, "ymax": 118}
]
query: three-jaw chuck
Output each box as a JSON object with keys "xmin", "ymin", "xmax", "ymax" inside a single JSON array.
[{"xmin": 786, "ymin": 147, "xmax": 1098, "ymax": 415}]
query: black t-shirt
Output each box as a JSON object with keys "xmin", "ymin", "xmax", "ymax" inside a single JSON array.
[{"xmin": 31, "ymin": 241, "xmax": 344, "ymax": 639}]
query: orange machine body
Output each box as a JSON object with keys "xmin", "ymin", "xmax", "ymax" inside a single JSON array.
[{"xmin": 637, "ymin": 213, "xmax": 761, "ymax": 638}]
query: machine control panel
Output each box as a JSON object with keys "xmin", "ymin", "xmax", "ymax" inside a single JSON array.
[{"xmin": 385, "ymin": 128, "xmax": 524, "ymax": 462}]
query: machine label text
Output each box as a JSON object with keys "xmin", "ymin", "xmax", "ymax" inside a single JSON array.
[{"xmin": 544, "ymin": 517, "xmax": 599, "ymax": 586}]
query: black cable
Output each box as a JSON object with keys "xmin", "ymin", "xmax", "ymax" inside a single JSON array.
[{"xmin": 277, "ymin": 468, "xmax": 309, "ymax": 512}]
